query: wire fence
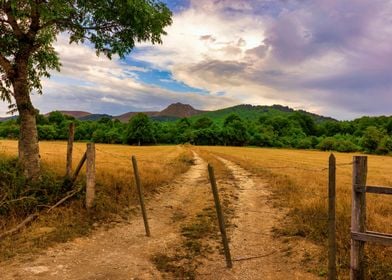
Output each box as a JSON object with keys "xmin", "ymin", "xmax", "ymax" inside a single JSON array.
[{"xmin": 251, "ymin": 161, "xmax": 353, "ymax": 172}]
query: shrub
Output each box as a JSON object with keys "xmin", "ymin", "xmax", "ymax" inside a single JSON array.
[
  {"xmin": 335, "ymin": 139, "xmax": 359, "ymax": 153},
  {"xmin": 317, "ymin": 137, "xmax": 337, "ymax": 151},
  {"xmin": 376, "ymin": 136, "xmax": 392, "ymax": 155}
]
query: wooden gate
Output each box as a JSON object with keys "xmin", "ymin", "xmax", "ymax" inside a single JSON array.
[{"xmin": 350, "ymin": 156, "xmax": 392, "ymax": 279}]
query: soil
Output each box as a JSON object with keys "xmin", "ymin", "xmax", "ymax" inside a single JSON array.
[
  {"xmin": 196, "ymin": 156, "xmax": 319, "ymax": 280},
  {"xmin": 0, "ymin": 152, "xmax": 321, "ymax": 280}
]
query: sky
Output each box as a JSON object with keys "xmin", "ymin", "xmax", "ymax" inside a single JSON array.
[{"xmin": 2, "ymin": 0, "xmax": 392, "ymax": 120}]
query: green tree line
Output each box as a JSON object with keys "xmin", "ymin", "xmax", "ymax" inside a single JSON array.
[{"xmin": 1, "ymin": 111, "xmax": 392, "ymax": 155}]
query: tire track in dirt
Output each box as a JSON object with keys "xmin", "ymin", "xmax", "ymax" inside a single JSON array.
[
  {"xmin": 198, "ymin": 156, "xmax": 318, "ymax": 280},
  {"xmin": 0, "ymin": 152, "xmax": 208, "ymax": 280}
]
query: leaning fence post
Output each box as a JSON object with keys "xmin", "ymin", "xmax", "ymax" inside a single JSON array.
[
  {"xmin": 86, "ymin": 143, "xmax": 96, "ymax": 210},
  {"xmin": 131, "ymin": 155, "xmax": 151, "ymax": 237},
  {"xmin": 66, "ymin": 122, "xmax": 75, "ymax": 178},
  {"xmin": 208, "ymin": 164, "xmax": 233, "ymax": 268},
  {"xmin": 328, "ymin": 154, "xmax": 337, "ymax": 280},
  {"xmin": 350, "ymin": 156, "xmax": 367, "ymax": 280}
]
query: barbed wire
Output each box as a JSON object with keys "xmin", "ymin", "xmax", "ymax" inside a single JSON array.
[
  {"xmin": 250, "ymin": 161, "xmax": 353, "ymax": 173},
  {"xmin": 94, "ymin": 147, "xmax": 165, "ymax": 165},
  {"xmin": 95, "ymin": 147, "xmax": 130, "ymax": 160}
]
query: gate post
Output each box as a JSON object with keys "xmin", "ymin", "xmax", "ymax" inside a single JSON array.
[
  {"xmin": 350, "ymin": 156, "xmax": 367, "ymax": 280},
  {"xmin": 328, "ymin": 154, "xmax": 337, "ymax": 280}
]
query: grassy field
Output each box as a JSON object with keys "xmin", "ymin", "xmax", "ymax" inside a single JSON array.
[
  {"xmin": 0, "ymin": 140, "xmax": 193, "ymax": 261},
  {"xmin": 199, "ymin": 146, "xmax": 392, "ymax": 279},
  {"xmin": 1, "ymin": 141, "xmax": 391, "ymax": 278}
]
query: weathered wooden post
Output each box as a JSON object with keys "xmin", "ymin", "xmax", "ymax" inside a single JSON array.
[
  {"xmin": 66, "ymin": 122, "xmax": 75, "ymax": 178},
  {"xmin": 350, "ymin": 156, "xmax": 367, "ymax": 280},
  {"xmin": 68, "ymin": 151, "xmax": 86, "ymax": 187},
  {"xmin": 86, "ymin": 143, "xmax": 96, "ymax": 210},
  {"xmin": 328, "ymin": 154, "xmax": 337, "ymax": 280},
  {"xmin": 208, "ymin": 164, "xmax": 233, "ymax": 268},
  {"xmin": 131, "ymin": 155, "xmax": 151, "ymax": 237}
]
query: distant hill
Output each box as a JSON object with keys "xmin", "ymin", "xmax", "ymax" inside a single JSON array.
[
  {"xmin": 79, "ymin": 114, "xmax": 113, "ymax": 121},
  {"xmin": 46, "ymin": 110, "xmax": 92, "ymax": 118},
  {"xmin": 159, "ymin": 102, "xmax": 206, "ymax": 118},
  {"xmin": 0, "ymin": 115, "xmax": 17, "ymax": 122},
  {"xmin": 1, "ymin": 103, "xmax": 336, "ymax": 123},
  {"xmin": 115, "ymin": 111, "xmax": 159, "ymax": 122},
  {"xmin": 115, "ymin": 103, "xmax": 206, "ymax": 122},
  {"xmin": 190, "ymin": 104, "xmax": 336, "ymax": 124}
]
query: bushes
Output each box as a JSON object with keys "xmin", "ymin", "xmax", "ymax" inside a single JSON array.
[
  {"xmin": 0, "ymin": 155, "xmax": 66, "ymax": 219},
  {"xmin": 317, "ymin": 137, "xmax": 336, "ymax": 151},
  {"xmin": 296, "ymin": 137, "xmax": 318, "ymax": 149},
  {"xmin": 317, "ymin": 136, "xmax": 360, "ymax": 152},
  {"xmin": 361, "ymin": 126, "xmax": 385, "ymax": 153},
  {"xmin": 376, "ymin": 136, "xmax": 392, "ymax": 155}
]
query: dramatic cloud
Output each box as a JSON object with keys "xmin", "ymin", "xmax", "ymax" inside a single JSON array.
[
  {"xmin": 1, "ymin": 0, "xmax": 392, "ymax": 119},
  {"xmin": 136, "ymin": 0, "xmax": 392, "ymax": 119}
]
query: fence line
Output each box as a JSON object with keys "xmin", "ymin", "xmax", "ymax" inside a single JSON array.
[
  {"xmin": 251, "ymin": 161, "xmax": 353, "ymax": 173},
  {"xmin": 95, "ymin": 147, "xmax": 161, "ymax": 165}
]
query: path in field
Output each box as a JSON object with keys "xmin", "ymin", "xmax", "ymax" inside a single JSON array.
[
  {"xmin": 0, "ymin": 152, "xmax": 209, "ymax": 280},
  {"xmin": 197, "ymin": 156, "xmax": 318, "ymax": 280}
]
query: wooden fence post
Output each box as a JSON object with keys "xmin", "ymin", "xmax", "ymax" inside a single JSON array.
[
  {"xmin": 208, "ymin": 164, "xmax": 233, "ymax": 268},
  {"xmin": 131, "ymin": 155, "xmax": 151, "ymax": 237},
  {"xmin": 328, "ymin": 154, "xmax": 337, "ymax": 280},
  {"xmin": 350, "ymin": 156, "xmax": 367, "ymax": 280},
  {"xmin": 70, "ymin": 151, "xmax": 87, "ymax": 186},
  {"xmin": 66, "ymin": 122, "xmax": 75, "ymax": 178},
  {"xmin": 86, "ymin": 143, "xmax": 96, "ymax": 210}
]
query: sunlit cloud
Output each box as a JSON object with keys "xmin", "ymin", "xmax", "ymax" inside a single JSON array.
[{"xmin": 1, "ymin": 0, "xmax": 392, "ymax": 119}]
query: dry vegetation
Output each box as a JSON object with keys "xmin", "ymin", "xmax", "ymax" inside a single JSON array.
[
  {"xmin": 0, "ymin": 140, "xmax": 193, "ymax": 261},
  {"xmin": 198, "ymin": 146, "xmax": 392, "ymax": 279},
  {"xmin": 1, "ymin": 140, "xmax": 390, "ymax": 278}
]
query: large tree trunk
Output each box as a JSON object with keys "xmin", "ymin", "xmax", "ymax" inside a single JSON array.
[{"xmin": 13, "ymin": 76, "xmax": 41, "ymax": 181}]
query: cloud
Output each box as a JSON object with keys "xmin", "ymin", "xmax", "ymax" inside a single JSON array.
[
  {"xmin": 134, "ymin": 0, "xmax": 392, "ymax": 119},
  {"xmin": 17, "ymin": 34, "xmax": 236, "ymax": 116},
  {"xmin": 2, "ymin": 0, "xmax": 392, "ymax": 120}
]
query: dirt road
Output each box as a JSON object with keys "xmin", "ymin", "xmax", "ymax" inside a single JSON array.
[
  {"xmin": 197, "ymin": 156, "xmax": 318, "ymax": 280},
  {"xmin": 0, "ymin": 152, "xmax": 319, "ymax": 279},
  {"xmin": 0, "ymin": 153, "xmax": 208, "ymax": 280}
]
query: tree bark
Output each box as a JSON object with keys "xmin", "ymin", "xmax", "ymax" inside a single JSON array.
[{"xmin": 13, "ymin": 74, "xmax": 41, "ymax": 181}]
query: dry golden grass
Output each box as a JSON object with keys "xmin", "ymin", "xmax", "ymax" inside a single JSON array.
[
  {"xmin": 0, "ymin": 140, "xmax": 193, "ymax": 261},
  {"xmin": 198, "ymin": 146, "xmax": 392, "ymax": 279},
  {"xmin": 0, "ymin": 140, "xmax": 191, "ymax": 196}
]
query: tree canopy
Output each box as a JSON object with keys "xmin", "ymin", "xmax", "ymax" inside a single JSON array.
[
  {"xmin": 1, "ymin": 110, "xmax": 392, "ymax": 154},
  {"xmin": 0, "ymin": 0, "xmax": 172, "ymax": 102},
  {"xmin": 0, "ymin": 0, "xmax": 172, "ymax": 179}
]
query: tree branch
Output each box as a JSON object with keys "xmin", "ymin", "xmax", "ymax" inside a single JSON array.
[
  {"xmin": 0, "ymin": 213, "xmax": 38, "ymax": 240},
  {"xmin": 0, "ymin": 196, "xmax": 37, "ymax": 208},
  {"xmin": 46, "ymin": 187, "xmax": 82, "ymax": 213},
  {"xmin": 3, "ymin": 1, "xmax": 25, "ymax": 39},
  {"xmin": 28, "ymin": 0, "xmax": 40, "ymax": 38}
]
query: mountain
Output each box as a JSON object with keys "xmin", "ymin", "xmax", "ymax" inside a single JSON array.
[
  {"xmin": 115, "ymin": 111, "xmax": 159, "ymax": 122},
  {"xmin": 79, "ymin": 114, "xmax": 113, "ymax": 121},
  {"xmin": 159, "ymin": 102, "xmax": 206, "ymax": 118},
  {"xmin": 191, "ymin": 104, "xmax": 335, "ymax": 124},
  {"xmin": 0, "ymin": 115, "xmax": 17, "ymax": 122},
  {"xmin": 114, "ymin": 103, "xmax": 206, "ymax": 122},
  {"xmin": 1, "ymin": 103, "xmax": 335, "ymax": 123},
  {"xmin": 45, "ymin": 110, "xmax": 92, "ymax": 118}
]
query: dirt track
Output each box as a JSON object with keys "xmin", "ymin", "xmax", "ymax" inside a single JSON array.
[
  {"xmin": 0, "ymin": 152, "xmax": 319, "ymax": 279},
  {"xmin": 0, "ymin": 153, "xmax": 209, "ymax": 280},
  {"xmin": 197, "ymin": 156, "xmax": 317, "ymax": 280}
]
